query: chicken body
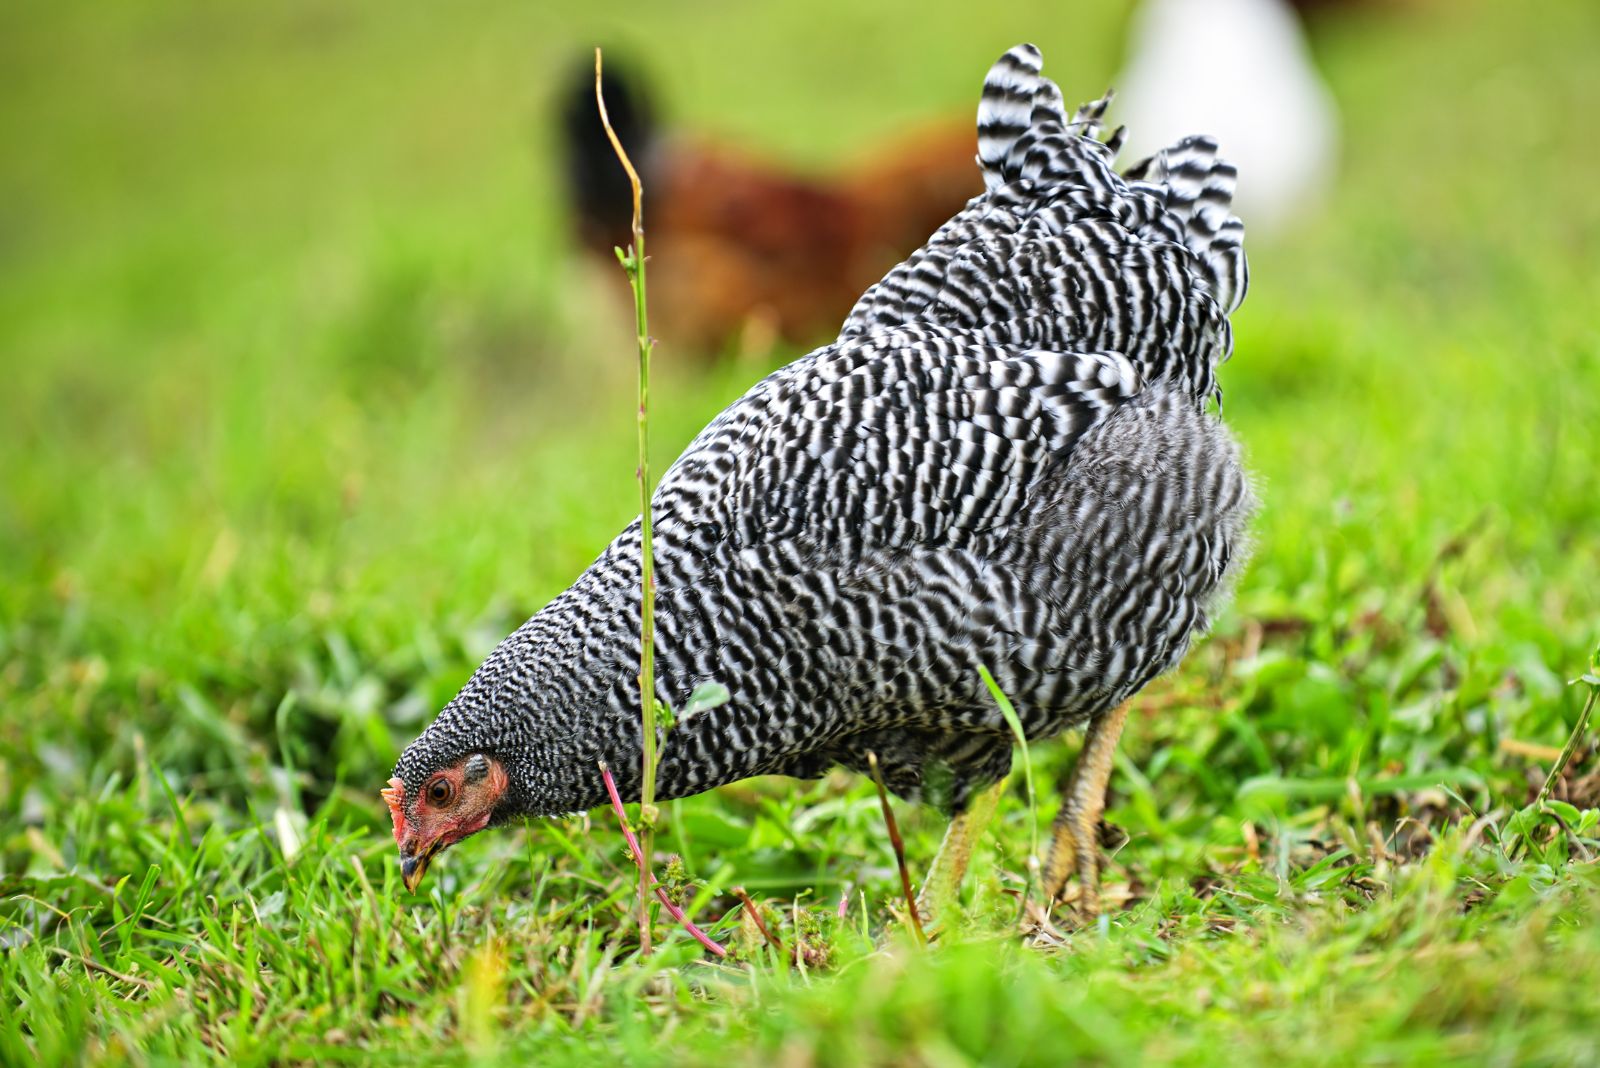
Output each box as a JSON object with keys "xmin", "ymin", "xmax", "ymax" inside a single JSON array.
[{"xmin": 393, "ymin": 45, "xmax": 1254, "ymax": 901}]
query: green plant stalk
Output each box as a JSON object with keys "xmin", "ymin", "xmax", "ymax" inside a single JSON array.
[
  {"xmin": 1533, "ymin": 659, "xmax": 1600, "ymax": 808},
  {"xmin": 633, "ymin": 231, "xmax": 658, "ymax": 956},
  {"xmin": 980, "ymin": 665, "xmax": 1039, "ymax": 915},
  {"xmin": 596, "ymin": 47, "xmax": 659, "ymax": 955},
  {"xmin": 1509, "ymin": 644, "xmax": 1599, "ymax": 861}
]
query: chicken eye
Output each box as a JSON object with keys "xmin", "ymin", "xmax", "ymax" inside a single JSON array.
[{"xmin": 427, "ymin": 778, "xmax": 454, "ymax": 805}]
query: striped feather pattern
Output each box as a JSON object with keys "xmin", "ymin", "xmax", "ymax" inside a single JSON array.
[{"xmin": 395, "ymin": 45, "xmax": 1257, "ymax": 817}]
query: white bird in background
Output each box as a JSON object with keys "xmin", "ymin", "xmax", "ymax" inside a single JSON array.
[{"xmin": 1117, "ymin": 0, "xmax": 1340, "ymax": 234}]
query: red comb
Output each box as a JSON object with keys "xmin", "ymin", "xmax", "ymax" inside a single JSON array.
[{"xmin": 380, "ymin": 777, "xmax": 408, "ymax": 844}]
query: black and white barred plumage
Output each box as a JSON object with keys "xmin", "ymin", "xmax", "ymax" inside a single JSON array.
[{"xmin": 394, "ymin": 44, "xmax": 1255, "ymax": 824}]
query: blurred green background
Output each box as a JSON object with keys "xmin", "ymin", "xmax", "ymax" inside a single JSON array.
[
  {"xmin": 0, "ymin": 0, "xmax": 1142, "ymax": 799},
  {"xmin": 3, "ymin": 0, "xmax": 1600, "ymax": 1063}
]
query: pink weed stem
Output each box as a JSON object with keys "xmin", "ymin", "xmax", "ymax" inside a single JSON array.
[{"xmin": 599, "ymin": 762, "xmax": 728, "ymax": 957}]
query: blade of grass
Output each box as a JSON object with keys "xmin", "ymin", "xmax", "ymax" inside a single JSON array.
[{"xmin": 980, "ymin": 665, "xmax": 1039, "ymax": 915}]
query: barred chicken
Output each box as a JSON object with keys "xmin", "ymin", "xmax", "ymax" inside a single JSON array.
[{"xmin": 387, "ymin": 44, "xmax": 1255, "ymax": 918}]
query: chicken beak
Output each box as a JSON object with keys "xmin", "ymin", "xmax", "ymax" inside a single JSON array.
[
  {"xmin": 401, "ymin": 851, "xmax": 427, "ymax": 891},
  {"xmin": 400, "ymin": 838, "xmax": 442, "ymax": 891}
]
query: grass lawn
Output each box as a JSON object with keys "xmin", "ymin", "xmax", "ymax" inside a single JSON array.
[{"xmin": 3, "ymin": 0, "xmax": 1599, "ymax": 1063}]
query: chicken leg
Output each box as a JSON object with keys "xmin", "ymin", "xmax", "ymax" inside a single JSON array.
[
  {"xmin": 1041, "ymin": 700, "xmax": 1131, "ymax": 918},
  {"xmin": 916, "ymin": 775, "xmax": 1008, "ymax": 922}
]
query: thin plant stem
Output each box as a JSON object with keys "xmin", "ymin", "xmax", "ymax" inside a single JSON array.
[
  {"xmin": 595, "ymin": 46, "xmax": 659, "ymax": 956},
  {"xmin": 866, "ymin": 751, "xmax": 926, "ymax": 943},
  {"xmin": 1511, "ymin": 645, "xmax": 1599, "ymax": 861},
  {"xmin": 732, "ymin": 887, "xmax": 784, "ymax": 957},
  {"xmin": 1534, "ymin": 685, "xmax": 1597, "ymax": 808},
  {"xmin": 599, "ymin": 763, "xmax": 728, "ymax": 957}
]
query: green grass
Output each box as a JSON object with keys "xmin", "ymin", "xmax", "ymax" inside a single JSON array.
[{"xmin": 4, "ymin": 0, "xmax": 1600, "ymax": 1063}]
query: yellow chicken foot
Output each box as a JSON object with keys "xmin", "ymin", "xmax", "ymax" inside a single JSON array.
[
  {"xmin": 916, "ymin": 776, "xmax": 1008, "ymax": 925},
  {"xmin": 1041, "ymin": 701, "xmax": 1131, "ymax": 919}
]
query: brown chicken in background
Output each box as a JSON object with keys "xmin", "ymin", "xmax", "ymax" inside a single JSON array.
[{"xmin": 560, "ymin": 58, "xmax": 981, "ymax": 358}]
